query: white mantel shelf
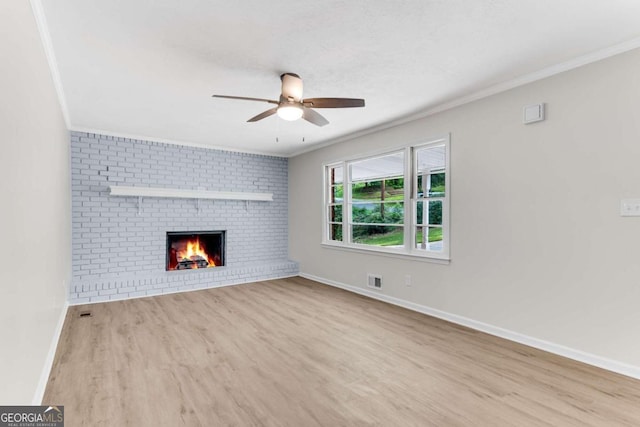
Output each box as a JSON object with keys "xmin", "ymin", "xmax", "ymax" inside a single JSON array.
[{"xmin": 108, "ymin": 185, "xmax": 273, "ymax": 202}]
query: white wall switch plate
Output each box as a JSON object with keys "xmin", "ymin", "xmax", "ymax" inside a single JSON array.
[
  {"xmin": 523, "ymin": 103, "xmax": 545, "ymax": 124},
  {"xmin": 620, "ymin": 199, "xmax": 640, "ymax": 216}
]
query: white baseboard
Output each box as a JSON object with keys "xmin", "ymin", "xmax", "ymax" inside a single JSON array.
[
  {"xmin": 32, "ymin": 302, "xmax": 69, "ymax": 405},
  {"xmin": 300, "ymin": 273, "xmax": 640, "ymax": 381}
]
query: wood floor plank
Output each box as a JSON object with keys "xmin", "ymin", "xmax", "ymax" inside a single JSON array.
[{"xmin": 43, "ymin": 277, "xmax": 640, "ymax": 426}]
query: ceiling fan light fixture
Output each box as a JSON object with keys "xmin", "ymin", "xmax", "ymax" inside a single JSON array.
[{"xmin": 277, "ymin": 104, "xmax": 303, "ymax": 121}]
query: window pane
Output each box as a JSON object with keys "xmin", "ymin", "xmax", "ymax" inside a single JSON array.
[
  {"xmin": 329, "ymin": 204, "xmax": 343, "ymax": 222},
  {"xmin": 352, "ymin": 178, "xmax": 404, "ymax": 202},
  {"xmin": 351, "ymin": 152, "xmax": 404, "ymax": 182},
  {"xmin": 352, "ymin": 202, "xmax": 404, "ymax": 224},
  {"xmin": 414, "ymin": 226, "xmax": 443, "ymax": 250},
  {"xmin": 331, "ymin": 184, "xmax": 343, "ymax": 202},
  {"xmin": 330, "ymin": 223, "xmax": 343, "ymax": 241},
  {"xmin": 416, "ymin": 200, "xmax": 442, "ymax": 225},
  {"xmin": 417, "ymin": 145, "xmax": 445, "ymax": 173},
  {"xmin": 416, "ymin": 144, "xmax": 446, "ymax": 198},
  {"xmin": 326, "ymin": 164, "xmax": 343, "ymax": 243},
  {"xmin": 352, "ymin": 225, "xmax": 404, "ymax": 246},
  {"xmin": 418, "ymin": 173, "xmax": 445, "ymax": 197},
  {"xmin": 330, "ymin": 166, "xmax": 343, "ymax": 184},
  {"xmin": 429, "ymin": 172, "xmax": 445, "ymax": 196}
]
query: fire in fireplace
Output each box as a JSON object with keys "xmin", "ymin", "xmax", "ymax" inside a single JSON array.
[{"xmin": 166, "ymin": 231, "xmax": 225, "ymax": 271}]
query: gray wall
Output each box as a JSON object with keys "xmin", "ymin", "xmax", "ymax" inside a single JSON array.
[
  {"xmin": 0, "ymin": 2, "xmax": 71, "ymax": 404},
  {"xmin": 289, "ymin": 48, "xmax": 640, "ymax": 373},
  {"xmin": 70, "ymin": 132, "xmax": 297, "ymax": 302}
]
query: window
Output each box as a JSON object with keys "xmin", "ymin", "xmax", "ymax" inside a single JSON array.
[
  {"xmin": 326, "ymin": 165, "xmax": 343, "ymax": 241},
  {"xmin": 350, "ymin": 151, "xmax": 405, "ymax": 247},
  {"xmin": 324, "ymin": 136, "xmax": 449, "ymax": 260},
  {"xmin": 414, "ymin": 144, "xmax": 446, "ymax": 252}
]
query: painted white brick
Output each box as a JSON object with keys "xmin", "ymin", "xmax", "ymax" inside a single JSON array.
[
  {"xmin": 69, "ymin": 131, "xmax": 297, "ymax": 303},
  {"xmin": 128, "ymin": 290, "xmax": 148, "ymax": 298}
]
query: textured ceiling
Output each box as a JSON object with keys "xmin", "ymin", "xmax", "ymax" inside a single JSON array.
[{"xmin": 39, "ymin": 0, "xmax": 640, "ymax": 156}]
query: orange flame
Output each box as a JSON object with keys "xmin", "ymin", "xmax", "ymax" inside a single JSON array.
[{"xmin": 177, "ymin": 238, "xmax": 216, "ymax": 267}]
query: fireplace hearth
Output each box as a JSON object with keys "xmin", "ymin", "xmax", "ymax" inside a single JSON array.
[{"xmin": 166, "ymin": 231, "xmax": 225, "ymax": 271}]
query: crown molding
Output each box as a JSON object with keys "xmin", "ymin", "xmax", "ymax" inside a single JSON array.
[
  {"xmin": 30, "ymin": 0, "xmax": 71, "ymax": 129},
  {"xmin": 289, "ymin": 36, "xmax": 640, "ymax": 158}
]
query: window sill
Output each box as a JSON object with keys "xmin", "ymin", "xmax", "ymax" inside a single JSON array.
[{"xmin": 321, "ymin": 241, "xmax": 450, "ymax": 265}]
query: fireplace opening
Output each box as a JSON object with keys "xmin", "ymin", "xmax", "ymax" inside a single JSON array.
[{"xmin": 166, "ymin": 231, "xmax": 225, "ymax": 271}]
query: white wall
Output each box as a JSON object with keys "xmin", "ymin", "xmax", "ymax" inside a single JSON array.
[
  {"xmin": 290, "ymin": 48, "xmax": 640, "ymax": 370},
  {"xmin": 0, "ymin": 2, "xmax": 70, "ymax": 403}
]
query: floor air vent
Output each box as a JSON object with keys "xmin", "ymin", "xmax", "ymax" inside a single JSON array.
[{"xmin": 367, "ymin": 274, "xmax": 382, "ymax": 289}]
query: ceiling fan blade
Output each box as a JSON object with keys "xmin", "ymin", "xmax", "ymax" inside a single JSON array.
[
  {"xmin": 302, "ymin": 108, "xmax": 329, "ymax": 127},
  {"xmin": 247, "ymin": 107, "xmax": 278, "ymax": 122},
  {"xmin": 281, "ymin": 73, "xmax": 303, "ymax": 101},
  {"xmin": 302, "ymin": 98, "xmax": 365, "ymax": 108},
  {"xmin": 212, "ymin": 95, "xmax": 278, "ymax": 105}
]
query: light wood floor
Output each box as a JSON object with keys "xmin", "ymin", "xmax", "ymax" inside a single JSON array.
[{"xmin": 44, "ymin": 277, "xmax": 640, "ymax": 426}]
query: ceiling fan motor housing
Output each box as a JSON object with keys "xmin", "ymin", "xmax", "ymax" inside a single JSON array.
[{"xmin": 281, "ymin": 73, "xmax": 303, "ymax": 101}]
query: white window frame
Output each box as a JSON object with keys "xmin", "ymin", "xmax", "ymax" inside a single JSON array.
[
  {"xmin": 325, "ymin": 163, "xmax": 344, "ymax": 243},
  {"xmin": 322, "ymin": 135, "xmax": 450, "ymax": 262}
]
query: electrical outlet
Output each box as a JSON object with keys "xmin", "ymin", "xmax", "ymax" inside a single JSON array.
[{"xmin": 405, "ymin": 274, "xmax": 412, "ymax": 287}]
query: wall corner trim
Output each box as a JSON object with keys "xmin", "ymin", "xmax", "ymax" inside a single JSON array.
[
  {"xmin": 30, "ymin": 0, "xmax": 71, "ymax": 128},
  {"xmin": 32, "ymin": 302, "xmax": 68, "ymax": 405},
  {"xmin": 299, "ymin": 273, "xmax": 640, "ymax": 381}
]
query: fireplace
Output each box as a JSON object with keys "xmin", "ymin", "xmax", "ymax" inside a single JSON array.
[{"xmin": 166, "ymin": 231, "xmax": 225, "ymax": 271}]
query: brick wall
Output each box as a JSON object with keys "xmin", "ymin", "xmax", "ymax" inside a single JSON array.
[{"xmin": 70, "ymin": 132, "xmax": 297, "ymax": 303}]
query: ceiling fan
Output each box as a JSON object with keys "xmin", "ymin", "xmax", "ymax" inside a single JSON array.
[{"xmin": 212, "ymin": 73, "xmax": 365, "ymax": 127}]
